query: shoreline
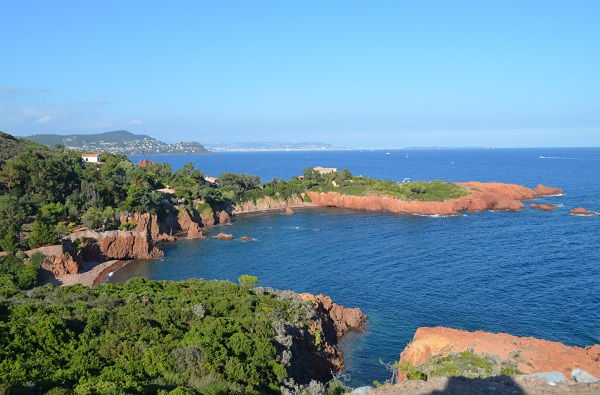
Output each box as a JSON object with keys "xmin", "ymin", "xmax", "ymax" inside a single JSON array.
[
  {"xmin": 51, "ymin": 205, "xmax": 313, "ymax": 287},
  {"xmin": 50, "ymin": 181, "xmax": 565, "ymax": 287},
  {"xmin": 50, "ymin": 259, "xmax": 129, "ymax": 287},
  {"xmin": 232, "ymin": 202, "xmax": 318, "ymax": 216}
]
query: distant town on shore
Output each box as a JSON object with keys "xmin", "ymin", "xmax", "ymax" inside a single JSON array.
[{"xmin": 23, "ymin": 130, "xmax": 349, "ymax": 154}]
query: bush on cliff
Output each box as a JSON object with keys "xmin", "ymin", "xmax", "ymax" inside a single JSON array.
[
  {"xmin": 314, "ymin": 177, "xmax": 469, "ymax": 202},
  {"xmin": 403, "ymin": 351, "xmax": 522, "ymax": 380},
  {"xmin": 0, "ymin": 278, "xmax": 318, "ymax": 394}
]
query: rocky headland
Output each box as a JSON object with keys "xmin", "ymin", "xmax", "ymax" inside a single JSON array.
[
  {"xmin": 367, "ymin": 326, "xmax": 600, "ymax": 394},
  {"xmin": 399, "ymin": 327, "xmax": 600, "ymax": 378},
  {"xmin": 306, "ymin": 182, "xmax": 564, "ymax": 216}
]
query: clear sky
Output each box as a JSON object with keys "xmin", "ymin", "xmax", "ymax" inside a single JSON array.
[{"xmin": 1, "ymin": 1, "xmax": 599, "ymax": 148}]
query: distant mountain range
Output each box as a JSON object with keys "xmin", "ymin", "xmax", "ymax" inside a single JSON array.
[
  {"xmin": 204, "ymin": 142, "xmax": 347, "ymax": 152},
  {"xmin": 24, "ymin": 130, "xmax": 210, "ymax": 155}
]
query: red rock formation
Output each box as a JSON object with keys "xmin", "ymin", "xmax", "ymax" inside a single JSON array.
[
  {"xmin": 212, "ymin": 232, "xmax": 234, "ymax": 240},
  {"xmin": 533, "ymin": 184, "xmax": 565, "ymax": 196},
  {"xmin": 218, "ymin": 210, "xmax": 231, "ymax": 224},
  {"xmin": 136, "ymin": 159, "xmax": 154, "ymax": 167},
  {"xmin": 121, "ymin": 212, "xmax": 166, "ymax": 242},
  {"xmin": 240, "ymin": 236, "xmax": 253, "ymax": 242},
  {"xmin": 530, "ymin": 203, "xmax": 557, "ymax": 211},
  {"xmin": 199, "ymin": 208, "xmax": 215, "ymax": 227},
  {"xmin": 81, "ymin": 231, "xmax": 164, "ymax": 261},
  {"xmin": 569, "ymin": 207, "xmax": 597, "ymax": 216},
  {"xmin": 41, "ymin": 253, "xmax": 81, "ymax": 276},
  {"xmin": 286, "ymin": 207, "xmax": 294, "ymax": 215},
  {"xmin": 306, "ymin": 182, "xmax": 565, "ymax": 216},
  {"xmin": 298, "ymin": 293, "xmax": 366, "ymax": 341},
  {"xmin": 399, "ymin": 327, "xmax": 600, "ymax": 378},
  {"xmin": 176, "ymin": 208, "xmax": 205, "ymax": 239}
]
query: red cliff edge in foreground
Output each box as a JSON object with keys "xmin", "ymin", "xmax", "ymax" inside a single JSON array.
[
  {"xmin": 306, "ymin": 182, "xmax": 564, "ymax": 216},
  {"xmin": 399, "ymin": 326, "xmax": 600, "ymax": 378}
]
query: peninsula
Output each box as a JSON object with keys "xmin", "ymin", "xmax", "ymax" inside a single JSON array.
[{"xmin": 24, "ymin": 130, "xmax": 210, "ymax": 155}]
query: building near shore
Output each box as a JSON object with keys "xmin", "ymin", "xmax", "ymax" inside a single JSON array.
[
  {"xmin": 81, "ymin": 153, "xmax": 101, "ymax": 163},
  {"xmin": 314, "ymin": 166, "xmax": 337, "ymax": 174}
]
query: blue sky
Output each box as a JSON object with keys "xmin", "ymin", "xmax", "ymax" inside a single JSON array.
[{"xmin": 1, "ymin": 1, "xmax": 599, "ymax": 148}]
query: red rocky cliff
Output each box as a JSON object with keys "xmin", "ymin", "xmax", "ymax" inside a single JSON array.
[
  {"xmin": 79, "ymin": 230, "xmax": 164, "ymax": 261},
  {"xmin": 298, "ymin": 293, "xmax": 366, "ymax": 341},
  {"xmin": 306, "ymin": 182, "xmax": 564, "ymax": 216},
  {"xmin": 400, "ymin": 326, "xmax": 600, "ymax": 378}
]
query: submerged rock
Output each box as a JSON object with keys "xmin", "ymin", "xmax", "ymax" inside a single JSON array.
[{"xmin": 530, "ymin": 203, "xmax": 557, "ymax": 211}]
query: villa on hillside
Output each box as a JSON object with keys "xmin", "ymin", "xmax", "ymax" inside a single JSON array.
[
  {"xmin": 314, "ymin": 166, "xmax": 337, "ymax": 174},
  {"xmin": 81, "ymin": 153, "xmax": 101, "ymax": 163},
  {"xmin": 204, "ymin": 176, "xmax": 218, "ymax": 187}
]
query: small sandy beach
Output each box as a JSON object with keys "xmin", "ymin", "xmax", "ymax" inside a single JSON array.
[{"xmin": 45, "ymin": 260, "xmax": 129, "ymax": 287}]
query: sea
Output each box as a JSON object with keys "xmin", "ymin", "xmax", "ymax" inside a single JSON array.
[{"xmin": 109, "ymin": 148, "xmax": 600, "ymax": 386}]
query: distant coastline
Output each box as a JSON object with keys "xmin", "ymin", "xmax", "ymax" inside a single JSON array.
[{"xmin": 204, "ymin": 141, "xmax": 348, "ymax": 152}]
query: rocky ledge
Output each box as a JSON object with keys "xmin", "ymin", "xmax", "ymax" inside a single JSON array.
[
  {"xmin": 306, "ymin": 182, "xmax": 564, "ymax": 216},
  {"xmin": 399, "ymin": 326, "xmax": 600, "ymax": 379}
]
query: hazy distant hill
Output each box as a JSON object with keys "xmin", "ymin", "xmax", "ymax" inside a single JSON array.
[
  {"xmin": 205, "ymin": 141, "xmax": 347, "ymax": 152},
  {"xmin": 25, "ymin": 130, "xmax": 210, "ymax": 155}
]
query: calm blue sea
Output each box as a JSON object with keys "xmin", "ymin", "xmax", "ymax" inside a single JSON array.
[{"xmin": 119, "ymin": 148, "xmax": 600, "ymax": 386}]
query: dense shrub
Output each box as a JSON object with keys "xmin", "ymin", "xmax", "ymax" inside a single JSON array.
[{"xmin": 0, "ymin": 278, "xmax": 314, "ymax": 394}]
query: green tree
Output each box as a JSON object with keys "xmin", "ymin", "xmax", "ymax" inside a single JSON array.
[
  {"xmin": 82, "ymin": 207, "xmax": 103, "ymax": 230},
  {"xmin": 238, "ymin": 274, "xmax": 259, "ymax": 288},
  {"xmin": 0, "ymin": 194, "xmax": 26, "ymax": 233},
  {"xmin": 28, "ymin": 220, "xmax": 58, "ymax": 248},
  {"xmin": 0, "ymin": 228, "xmax": 19, "ymax": 253}
]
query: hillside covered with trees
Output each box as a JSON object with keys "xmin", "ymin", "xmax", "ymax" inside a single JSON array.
[
  {"xmin": 0, "ymin": 130, "xmax": 467, "ymax": 259},
  {"xmin": 0, "ymin": 276, "xmax": 347, "ymax": 394}
]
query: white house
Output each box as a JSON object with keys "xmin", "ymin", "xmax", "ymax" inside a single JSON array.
[
  {"xmin": 82, "ymin": 153, "xmax": 101, "ymax": 163},
  {"xmin": 314, "ymin": 166, "xmax": 337, "ymax": 174}
]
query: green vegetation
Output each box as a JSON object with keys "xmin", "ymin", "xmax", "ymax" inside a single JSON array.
[
  {"xmin": 305, "ymin": 167, "xmax": 469, "ymax": 202},
  {"xmin": 0, "ymin": 277, "xmax": 316, "ymax": 394},
  {"xmin": 238, "ymin": 274, "xmax": 259, "ymax": 288},
  {"xmin": 0, "ymin": 253, "xmax": 41, "ymax": 297},
  {"xmin": 0, "ymin": 131, "xmax": 38, "ymax": 162},
  {"xmin": 401, "ymin": 352, "xmax": 522, "ymax": 380}
]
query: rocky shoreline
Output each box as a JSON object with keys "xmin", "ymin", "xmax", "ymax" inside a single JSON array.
[
  {"xmin": 306, "ymin": 182, "xmax": 566, "ymax": 216},
  {"xmin": 37, "ymin": 181, "xmax": 576, "ymax": 287}
]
